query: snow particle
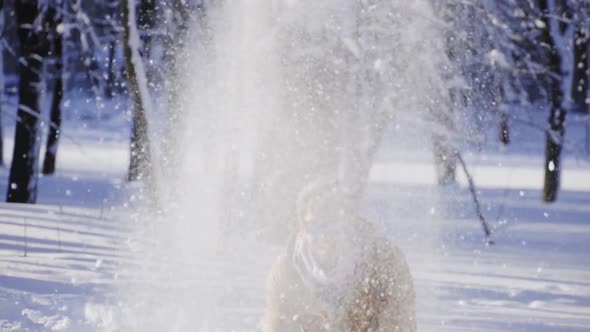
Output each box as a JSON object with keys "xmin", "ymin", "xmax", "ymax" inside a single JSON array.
[
  {"xmin": 534, "ymin": 19, "xmax": 546, "ymax": 29},
  {"xmin": 10, "ymin": 183, "xmax": 17, "ymax": 190},
  {"xmin": 548, "ymin": 161, "xmax": 555, "ymax": 172}
]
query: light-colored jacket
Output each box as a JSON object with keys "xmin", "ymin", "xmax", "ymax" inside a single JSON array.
[{"xmin": 263, "ymin": 222, "xmax": 416, "ymax": 332}]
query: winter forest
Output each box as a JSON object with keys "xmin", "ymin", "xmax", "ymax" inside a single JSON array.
[{"xmin": 0, "ymin": 0, "xmax": 589, "ymax": 331}]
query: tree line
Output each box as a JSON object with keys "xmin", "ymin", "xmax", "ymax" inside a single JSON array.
[
  {"xmin": 0, "ymin": 0, "xmax": 588, "ymax": 205},
  {"xmin": 433, "ymin": 0, "xmax": 589, "ymax": 202},
  {"xmin": 0, "ymin": 0, "xmax": 198, "ymax": 203}
]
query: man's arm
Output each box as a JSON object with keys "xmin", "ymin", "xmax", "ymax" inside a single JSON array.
[{"xmin": 378, "ymin": 242, "xmax": 417, "ymax": 332}]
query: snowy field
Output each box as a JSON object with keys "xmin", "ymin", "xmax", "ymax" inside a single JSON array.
[{"xmin": 0, "ymin": 109, "xmax": 588, "ymax": 332}]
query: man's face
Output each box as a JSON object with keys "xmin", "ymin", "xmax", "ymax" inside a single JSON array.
[{"xmin": 300, "ymin": 197, "xmax": 357, "ymax": 268}]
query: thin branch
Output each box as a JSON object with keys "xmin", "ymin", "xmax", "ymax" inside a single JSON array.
[{"xmin": 456, "ymin": 152, "xmax": 494, "ymax": 245}]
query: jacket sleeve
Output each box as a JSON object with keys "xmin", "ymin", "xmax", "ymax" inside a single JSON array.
[
  {"xmin": 263, "ymin": 255, "xmax": 288, "ymax": 332},
  {"xmin": 377, "ymin": 242, "xmax": 417, "ymax": 332}
]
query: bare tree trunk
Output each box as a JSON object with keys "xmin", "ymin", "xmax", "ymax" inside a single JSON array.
[
  {"xmin": 105, "ymin": 40, "xmax": 117, "ymax": 98},
  {"xmin": 0, "ymin": 95, "xmax": 4, "ymax": 167},
  {"xmin": 435, "ymin": 1, "xmax": 461, "ymax": 186},
  {"xmin": 499, "ymin": 112, "xmax": 510, "ymax": 145},
  {"xmin": 539, "ymin": 0, "xmax": 567, "ymax": 202},
  {"xmin": 433, "ymin": 88, "xmax": 458, "ymax": 186},
  {"xmin": 42, "ymin": 9, "xmax": 63, "ymax": 175},
  {"xmin": 122, "ymin": 0, "xmax": 152, "ymax": 182},
  {"xmin": 0, "ymin": 0, "xmax": 5, "ymax": 167},
  {"xmin": 498, "ymin": 86, "xmax": 510, "ymax": 145},
  {"xmin": 104, "ymin": 0, "xmax": 120, "ymax": 99},
  {"xmin": 572, "ymin": 27, "xmax": 589, "ymax": 114},
  {"xmin": 7, "ymin": 0, "xmax": 46, "ymax": 203},
  {"xmin": 138, "ymin": 0, "xmax": 155, "ymax": 56},
  {"xmin": 42, "ymin": 81, "xmax": 62, "ymax": 174},
  {"xmin": 433, "ymin": 138, "xmax": 457, "ymax": 185},
  {"xmin": 543, "ymin": 130, "xmax": 563, "ymax": 202}
]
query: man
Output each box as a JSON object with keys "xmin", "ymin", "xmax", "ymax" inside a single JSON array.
[{"xmin": 263, "ymin": 180, "xmax": 416, "ymax": 331}]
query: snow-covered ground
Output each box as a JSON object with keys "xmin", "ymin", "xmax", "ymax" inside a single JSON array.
[{"xmin": 0, "ymin": 106, "xmax": 589, "ymax": 331}]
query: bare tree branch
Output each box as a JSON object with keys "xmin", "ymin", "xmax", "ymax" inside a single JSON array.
[{"xmin": 456, "ymin": 152, "xmax": 494, "ymax": 245}]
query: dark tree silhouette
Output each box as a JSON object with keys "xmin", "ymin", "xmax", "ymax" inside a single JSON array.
[
  {"xmin": 105, "ymin": 40, "xmax": 117, "ymax": 98},
  {"xmin": 104, "ymin": 0, "xmax": 121, "ymax": 99},
  {"xmin": 122, "ymin": 0, "xmax": 152, "ymax": 182},
  {"xmin": 42, "ymin": 5, "xmax": 64, "ymax": 175},
  {"xmin": 138, "ymin": 0, "xmax": 155, "ymax": 55},
  {"xmin": 7, "ymin": 0, "xmax": 48, "ymax": 203},
  {"xmin": 572, "ymin": 25, "xmax": 589, "ymax": 114},
  {"xmin": 539, "ymin": 0, "xmax": 567, "ymax": 202},
  {"xmin": 498, "ymin": 88, "xmax": 510, "ymax": 145},
  {"xmin": 0, "ymin": 0, "xmax": 5, "ymax": 166}
]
